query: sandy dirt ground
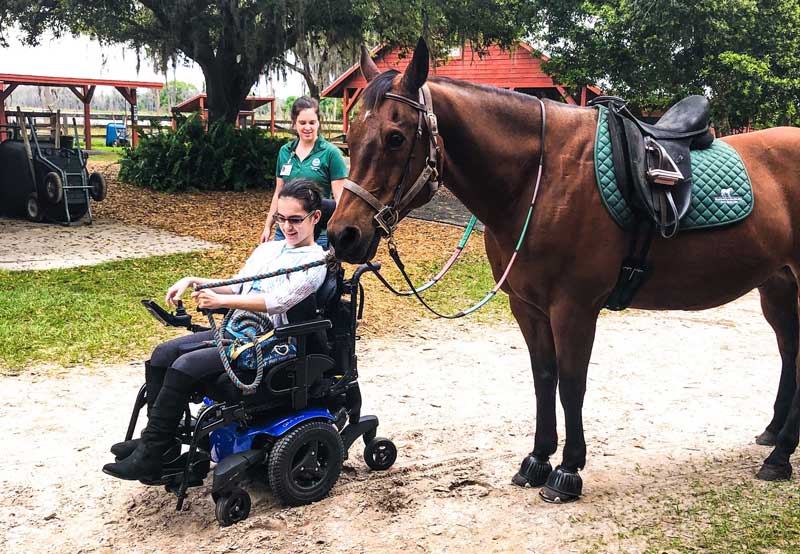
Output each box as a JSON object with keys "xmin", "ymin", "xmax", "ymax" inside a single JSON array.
[
  {"xmin": 0, "ymin": 218, "xmax": 217, "ymax": 270},
  {"xmin": 2, "ymin": 289, "xmax": 797, "ymax": 554}
]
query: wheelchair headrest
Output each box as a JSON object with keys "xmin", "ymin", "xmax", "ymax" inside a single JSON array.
[{"xmin": 314, "ymin": 198, "xmax": 337, "ymax": 240}]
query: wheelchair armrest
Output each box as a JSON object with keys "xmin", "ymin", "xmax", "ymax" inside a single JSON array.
[
  {"xmin": 197, "ymin": 307, "xmax": 229, "ymax": 316},
  {"xmin": 274, "ymin": 318, "xmax": 332, "ymax": 339}
]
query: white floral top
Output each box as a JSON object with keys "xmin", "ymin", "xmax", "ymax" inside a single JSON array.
[{"xmin": 229, "ymin": 240, "xmax": 327, "ymax": 328}]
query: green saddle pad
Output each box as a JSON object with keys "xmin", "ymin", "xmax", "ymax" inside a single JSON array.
[{"xmin": 594, "ymin": 106, "xmax": 754, "ymax": 231}]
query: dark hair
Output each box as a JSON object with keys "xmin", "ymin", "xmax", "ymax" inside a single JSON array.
[
  {"xmin": 279, "ymin": 178, "xmax": 322, "ymax": 213},
  {"xmin": 290, "ymin": 96, "xmax": 320, "ymax": 124}
]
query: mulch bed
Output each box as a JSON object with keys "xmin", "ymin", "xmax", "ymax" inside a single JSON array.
[{"xmin": 89, "ymin": 160, "xmax": 489, "ymax": 337}]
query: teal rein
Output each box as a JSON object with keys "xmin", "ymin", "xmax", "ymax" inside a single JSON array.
[{"xmin": 370, "ymin": 215, "xmax": 478, "ymax": 296}]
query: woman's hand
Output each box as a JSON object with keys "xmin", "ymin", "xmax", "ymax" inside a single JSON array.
[
  {"xmin": 191, "ymin": 289, "xmax": 225, "ymax": 310},
  {"xmin": 260, "ymin": 215, "xmax": 274, "ymax": 243},
  {"xmin": 165, "ymin": 277, "xmax": 195, "ymax": 307}
]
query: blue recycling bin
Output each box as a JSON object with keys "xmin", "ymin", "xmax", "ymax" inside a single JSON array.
[{"xmin": 105, "ymin": 123, "xmax": 128, "ymax": 146}]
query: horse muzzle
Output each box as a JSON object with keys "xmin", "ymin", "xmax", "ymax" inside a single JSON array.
[{"xmin": 328, "ymin": 222, "xmax": 381, "ymax": 264}]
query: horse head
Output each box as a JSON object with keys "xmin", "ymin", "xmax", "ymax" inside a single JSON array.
[{"xmin": 328, "ymin": 38, "xmax": 441, "ymax": 263}]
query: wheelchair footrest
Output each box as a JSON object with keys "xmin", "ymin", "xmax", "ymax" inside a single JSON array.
[
  {"xmin": 141, "ymin": 450, "xmax": 211, "ymax": 488},
  {"xmin": 212, "ymin": 449, "xmax": 266, "ymax": 495},
  {"xmin": 340, "ymin": 415, "xmax": 379, "ymax": 455}
]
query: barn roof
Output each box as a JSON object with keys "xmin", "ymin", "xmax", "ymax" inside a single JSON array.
[{"xmin": 322, "ymin": 42, "xmax": 600, "ymax": 98}]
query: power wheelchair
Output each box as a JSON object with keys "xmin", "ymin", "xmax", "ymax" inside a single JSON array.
[{"xmin": 119, "ymin": 260, "xmax": 397, "ymax": 526}]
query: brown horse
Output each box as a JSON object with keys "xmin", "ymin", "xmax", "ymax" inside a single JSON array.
[{"xmin": 328, "ymin": 39, "xmax": 800, "ymax": 502}]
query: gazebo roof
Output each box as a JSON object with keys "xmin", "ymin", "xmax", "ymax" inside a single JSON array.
[
  {"xmin": 0, "ymin": 73, "xmax": 162, "ymax": 89},
  {"xmin": 172, "ymin": 94, "xmax": 274, "ymax": 113}
]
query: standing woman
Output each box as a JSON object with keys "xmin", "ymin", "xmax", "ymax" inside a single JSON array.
[{"xmin": 261, "ymin": 97, "xmax": 348, "ymax": 248}]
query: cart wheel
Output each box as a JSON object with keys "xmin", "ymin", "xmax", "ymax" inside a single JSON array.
[
  {"xmin": 26, "ymin": 194, "xmax": 44, "ymax": 222},
  {"xmin": 215, "ymin": 487, "xmax": 251, "ymax": 527},
  {"xmin": 268, "ymin": 420, "xmax": 344, "ymax": 506},
  {"xmin": 88, "ymin": 172, "xmax": 107, "ymax": 202},
  {"xmin": 44, "ymin": 172, "xmax": 63, "ymax": 204},
  {"xmin": 364, "ymin": 437, "xmax": 397, "ymax": 470}
]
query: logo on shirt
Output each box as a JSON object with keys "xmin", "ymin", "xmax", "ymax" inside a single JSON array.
[{"xmin": 311, "ymin": 158, "xmax": 321, "ymax": 169}]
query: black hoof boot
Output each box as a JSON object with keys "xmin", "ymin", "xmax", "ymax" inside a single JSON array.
[
  {"xmin": 755, "ymin": 429, "xmax": 778, "ymax": 446},
  {"xmin": 539, "ymin": 466, "xmax": 582, "ymax": 503},
  {"xmin": 756, "ymin": 462, "xmax": 792, "ymax": 481},
  {"xmin": 511, "ymin": 454, "xmax": 553, "ymax": 487}
]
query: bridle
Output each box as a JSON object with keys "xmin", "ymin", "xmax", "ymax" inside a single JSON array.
[{"xmin": 342, "ymin": 83, "xmax": 442, "ymax": 237}]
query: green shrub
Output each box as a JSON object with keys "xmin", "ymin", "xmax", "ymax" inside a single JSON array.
[{"xmin": 118, "ymin": 113, "xmax": 286, "ymax": 192}]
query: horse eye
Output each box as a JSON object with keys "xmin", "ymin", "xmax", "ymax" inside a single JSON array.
[{"xmin": 387, "ymin": 132, "xmax": 405, "ymax": 150}]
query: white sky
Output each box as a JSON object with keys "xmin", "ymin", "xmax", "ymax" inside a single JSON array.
[{"xmin": 1, "ymin": 29, "xmax": 306, "ymax": 98}]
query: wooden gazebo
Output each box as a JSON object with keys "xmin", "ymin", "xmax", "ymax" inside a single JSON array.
[
  {"xmin": 0, "ymin": 74, "xmax": 163, "ymax": 148},
  {"xmin": 322, "ymin": 42, "xmax": 601, "ymax": 134},
  {"xmin": 171, "ymin": 94, "xmax": 276, "ymax": 134}
]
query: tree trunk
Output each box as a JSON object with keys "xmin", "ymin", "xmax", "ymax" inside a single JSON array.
[{"xmin": 199, "ymin": 59, "xmax": 259, "ymax": 124}]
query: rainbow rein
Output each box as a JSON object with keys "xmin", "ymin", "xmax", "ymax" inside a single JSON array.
[
  {"xmin": 368, "ymin": 215, "xmax": 478, "ymax": 296},
  {"xmin": 194, "ymin": 257, "xmax": 329, "ymax": 394},
  {"xmin": 355, "ymin": 92, "xmax": 547, "ymax": 319}
]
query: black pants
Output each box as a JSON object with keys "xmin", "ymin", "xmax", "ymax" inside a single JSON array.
[{"xmin": 150, "ymin": 330, "xmax": 225, "ymax": 395}]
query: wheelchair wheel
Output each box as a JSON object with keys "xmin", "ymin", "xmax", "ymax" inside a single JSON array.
[
  {"xmin": 364, "ymin": 437, "xmax": 397, "ymax": 470},
  {"xmin": 215, "ymin": 487, "xmax": 251, "ymax": 526},
  {"xmin": 267, "ymin": 420, "xmax": 344, "ymax": 506}
]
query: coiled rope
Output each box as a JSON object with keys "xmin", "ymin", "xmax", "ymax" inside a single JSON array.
[{"xmin": 196, "ymin": 257, "xmax": 329, "ymax": 394}]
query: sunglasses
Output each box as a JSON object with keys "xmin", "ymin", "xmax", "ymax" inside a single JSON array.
[{"xmin": 274, "ymin": 210, "xmax": 316, "ymax": 225}]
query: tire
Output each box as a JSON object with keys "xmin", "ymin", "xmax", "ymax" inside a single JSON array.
[
  {"xmin": 267, "ymin": 420, "xmax": 344, "ymax": 506},
  {"xmin": 214, "ymin": 487, "xmax": 251, "ymax": 526},
  {"xmin": 88, "ymin": 172, "xmax": 107, "ymax": 202},
  {"xmin": 364, "ymin": 437, "xmax": 397, "ymax": 470},
  {"xmin": 26, "ymin": 194, "xmax": 44, "ymax": 222},
  {"xmin": 44, "ymin": 172, "xmax": 63, "ymax": 204}
]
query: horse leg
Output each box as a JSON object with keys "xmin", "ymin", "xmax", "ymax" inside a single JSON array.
[
  {"xmin": 756, "ymin": 268, "xmax": 798, "ymax": 446},
  {"xmin": 539, "ymin": 300, "xmax": 600, "ymax": 503},
  {"xmin": 757, "ymin": 268, "xmax": 800, "ymax": 480},
  {"xmin": 509, "ymin": 297, "xmax": 559, "ymax": 488},
  {"xmin": 758, "ymin": 381, "xmax": 800, "ymax": 480}
]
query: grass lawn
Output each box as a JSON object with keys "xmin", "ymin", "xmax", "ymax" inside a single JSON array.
[
  {"xmin": 640, "ymin": 477, "xmax": 800, "ymax": 553},
  {"xmin": 0, "ymin": 244, "xmax": 511, "ymax": 374},
  {"xmin": 0, "ymin": 250, "xmax": 230, "ymax": 374}
]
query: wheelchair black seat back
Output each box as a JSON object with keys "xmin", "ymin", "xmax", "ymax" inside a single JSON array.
[{"xmin": 119, "ymin": 261, "xmax": 396, "ymax": 526}]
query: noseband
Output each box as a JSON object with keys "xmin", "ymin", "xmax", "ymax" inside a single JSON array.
[{"xmin": 343, "ymin": 84, "xmax": 442, "ymax": 236}]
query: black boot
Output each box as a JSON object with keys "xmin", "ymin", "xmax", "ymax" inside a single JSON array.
[
  {"xmin": 111, "ymin": 361, "xmax": 169, "ymax": 459},
  {"xmin": 103, "ymin": 371, "xmax": 192, "ymax": 482}
]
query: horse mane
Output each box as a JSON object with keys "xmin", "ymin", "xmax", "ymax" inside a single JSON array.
[
  {"xmin": 362, "ymin": 69, "xmax": 540, "ymax": 111},
  {"xmin": 362, "ymin": 70, "xmax": 400, "ymax": 110},
  {"xmin": 428, "ymin": 76, "xmax": 533, "ymax": 101}
]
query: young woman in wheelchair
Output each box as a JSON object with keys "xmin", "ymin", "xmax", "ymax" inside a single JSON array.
[{"xmin": 104, "ymin": 178, "xmax": 329, "ymax": 482}]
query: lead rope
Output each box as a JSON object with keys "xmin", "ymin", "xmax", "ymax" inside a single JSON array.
[
  {"xmin": 374, "ymin": 97, "xmax": 547, "ymax": 319},
  {"xmin": 195, "ymin": 257, "xmax": 329, "ymax": 394}
]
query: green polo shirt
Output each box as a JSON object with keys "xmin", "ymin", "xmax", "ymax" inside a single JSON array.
[{"xmin": 276, "ymin": 137, "xmax": 348, "ymax": 198}]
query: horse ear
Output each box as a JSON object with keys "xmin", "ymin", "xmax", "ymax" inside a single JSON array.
[
  {"xmin": 401, "ymin": 37, "xmax": 430, "ymax": 93},
  {"xmin": 360, "ymin": 44, "xmax": 380, "ymax": 83}
]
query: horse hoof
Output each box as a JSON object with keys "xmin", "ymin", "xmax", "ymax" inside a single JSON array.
[
  {"xmin": 755, "ymin": 430, "xmax": 777, "ymax": 446},
  {"xmin": 756, "ymin": 462, "xmax": 792, "ymax": 481},
  {"xmin": 539, "ymin": 466, "xmax": 582, "ymax": 503},
  {"xmin": 511, "ymin": 454, "xmax": 552, "ymax": 487}
]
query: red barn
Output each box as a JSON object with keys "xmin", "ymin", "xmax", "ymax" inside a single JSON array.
[{"xmin": 322, "ymin": 42, "xmax": 600, "ymax": 133}]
